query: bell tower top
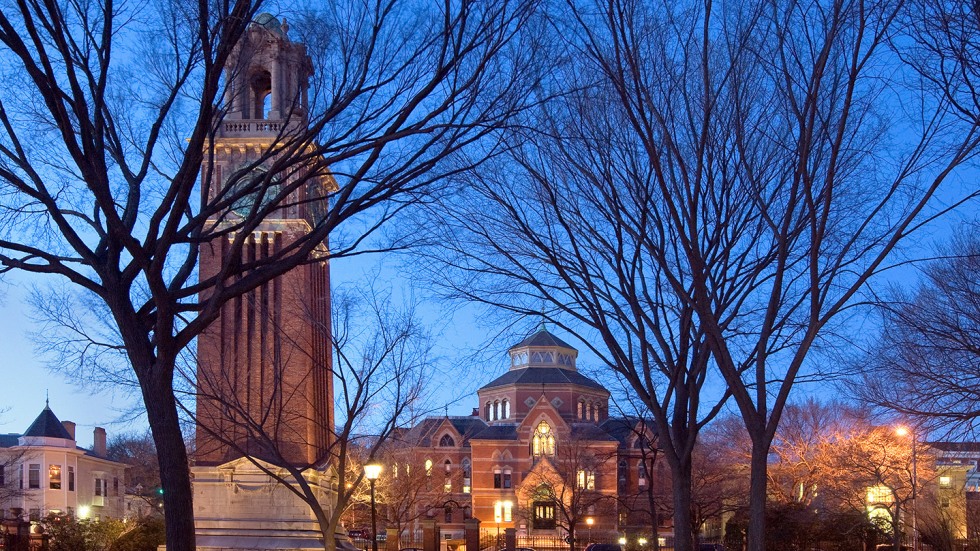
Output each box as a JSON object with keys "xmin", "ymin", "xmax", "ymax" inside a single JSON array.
[{"xmin": 220, "ymin": 14, "xmax": 312, "ymax": 137}]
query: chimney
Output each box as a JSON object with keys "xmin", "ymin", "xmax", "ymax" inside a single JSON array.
[
  {"xmin": 93, "ymin": 427, "xmax": 107, "ymax": 458},
  {"xmin": 62, "ymin": 421, "xmax": 76, "ymax": 440},
  {"xmin": 472, "ymin": 408, "xmax": 480, "ymax": 417}
]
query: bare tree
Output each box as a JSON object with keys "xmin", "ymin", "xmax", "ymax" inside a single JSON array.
[
  {"xmin": 106, "ymin": 431, "xmax": 163, "ymax": 512},
  {"xmin": 419, "ymin": 0, "xmax": 980, "ymax": 549},
  {"xmin": 373, "ymin": 445, "xmax": 466, "ymax": 539},
  {"xmin": 191, "ymin": 283, "xmax": 437, "ymax": 550},
  {"xmin": 823, "ymin": 425, "xmax": 932, "ymax": 551},
  {"xmin": 0, "ymin": 0, "xmax": 539, "ymax": 549},
  {"xmin": 516, "ymin": 432, "xmax": 617, "ymax": 551},
  {"xmin": 857, "ymin": 229, "xmax": 980, "ymax": 433}
]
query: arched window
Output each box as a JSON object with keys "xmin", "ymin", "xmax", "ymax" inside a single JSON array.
[
  {"xmin": 532, "ymin": 421, "xmax": 556, "ymax": 457},
  {"xmin": 503, "ymin": 399, "xmax": 510, "ymax": 419},
  {"xmin": 578, "ymin": 400, "xmax": 584, "ymax": 419},
  {"xmin": 587, "ymin": 402, "xmax": 594, "ymax": 421},
  {"xmin": 249, "ymin": 70, "xmax": 272, "ymax": 119},
  {"xmin": 439, "ymin": 434, "xmax": 455, "ymax": 447},
  {"xmin": 425, "ymin": 459, "xmax": 433, "ymax": 476},
  {"xmin": 444, "ymin": 459, "xmax": 453, "ymax": 473},
  {"xmin": 493, "ymin": 400, "xmax": 500, "ymax": 420},
  {"xmin": 462, "ymin": 458, "xmax": 472, "ymax": 493},
  {"xmin": 485, "ymin": 402, "xmax": 492, "ymax": 420}
]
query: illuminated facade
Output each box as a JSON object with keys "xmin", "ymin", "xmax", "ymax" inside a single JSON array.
[
  {"xmin": 0, "ymin": 403, "xmax": 127, "ymax": 522},
  {"xmin": 391, "ymin": 327, "xmax": 671, "ymax": 540}
]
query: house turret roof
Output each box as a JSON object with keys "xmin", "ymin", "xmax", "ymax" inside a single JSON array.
[{"xmin": 24, "ymin": 404, "xmax": 74, "ymax": 440}]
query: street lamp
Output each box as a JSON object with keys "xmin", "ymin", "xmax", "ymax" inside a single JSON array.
[
  {"xmin": 586, "ymin": 517, "xmax": 594, "ymax": 543},
  {"xmin": 896, "ymin": 426, "xmax": 918, "ymax": 551},
  {"xmin": 365, "ymin": 463, "xmax": 383, "ymax": 551},
  {"xmin": 494, "ymin": 501, "xmax": 503, "ymax": 551}
]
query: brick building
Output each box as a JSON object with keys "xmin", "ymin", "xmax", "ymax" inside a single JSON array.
[{"xmin": 389, "ymin": 327, "xmax": 671, "ymax": 542}]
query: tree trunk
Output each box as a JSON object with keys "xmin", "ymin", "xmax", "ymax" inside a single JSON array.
[
  {"xmin": 747, "ymin": 442, "xmax": 769, "ymax": 551},
  {"xmin": 892, "ymin": 506, "xmax": 902, "ymax": 551},
  {"xmin": 142, "ymin": 368, "xmax": 196, "ymax": 551},
  {"xmin": 672, "ymin": 460, "xmax": 694, "ymax": 551}
]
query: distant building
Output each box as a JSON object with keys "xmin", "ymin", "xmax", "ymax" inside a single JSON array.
[
  {"xmin": 0, "ymin": 403, "xmax": 127, "ymax": 522},
  {"xmin": 928, "ymin": 442, "xmax": 980, "ymax": 542},
  {"xmin": 388, "ymin": 327, "xmax": 671, "ymax": 542}
]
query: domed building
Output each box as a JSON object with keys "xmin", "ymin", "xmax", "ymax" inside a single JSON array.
[{"xmin": 390, "ymin": 327, "xmax": 671, "ymax": 543}]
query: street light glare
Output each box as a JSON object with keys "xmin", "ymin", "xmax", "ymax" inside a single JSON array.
[
  {"xmin": 896, "ymin": 426, "xmax": 910, "ymax": 437},
  {"xmin": 365, "ymin": 463, "xmax": 383, "ymax": 481}
]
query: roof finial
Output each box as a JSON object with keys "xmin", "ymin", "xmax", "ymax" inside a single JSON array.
[
  {"xmin": 444, "ymin": 405, "xmax": 449, "ymax": 418},
  {"xmin": 45, "ymin": 390, "xmax": 49, "ymax": 409}
]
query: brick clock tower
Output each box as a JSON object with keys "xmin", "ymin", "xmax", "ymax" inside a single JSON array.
[
  {"xmin": 192, "ymin": 15, "xmax": 340, "ymax": 551},
  {"xmin": 195, "ymin": 14, "xmax": 334, "ymax": 468}
]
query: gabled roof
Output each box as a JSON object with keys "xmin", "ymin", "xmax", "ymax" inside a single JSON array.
[
  {"xmin": 570, "ymin": 423, "xmax": 619, "ymax": 442},
  {"xmin": 600, "ymin": 417, "xmax": 658, "ymax": 446},
  {"xmin": 510, "ymin": 327, "xmax": 576, "ymax": 351},
  {"xmin": 469, "ymin": 424, "xmax": 519, "ymax": 441},
  {"xmin": 480, "ymin": 367, "xmax": 605, "ymax": 390},
  {"xmin": 400, "ymin": 416, "xmax": 488, "ymax": 447},
  {"xmin": 23, "ymin": 405, "xmax": 73, "ymax": 440}
]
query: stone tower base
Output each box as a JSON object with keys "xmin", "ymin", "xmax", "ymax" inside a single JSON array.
[{"xmin": 191, "ymin": 457, "xmax": 336, "ymax": 551}]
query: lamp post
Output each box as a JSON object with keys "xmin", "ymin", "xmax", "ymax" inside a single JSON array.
[
  {"xmin": 586, "ymin": 517, "xmax": 594, "ymax": 544},
  {"xmin": 365, "ymin": 463, "xmax": 383, "ymax": 551},
  {"xmin": 494, "ymin": 501, "xmax": 503, "ymax": 551},
  {"xmin": 896, "ymin": 426, "xmax": 918, "ymax": 551}
]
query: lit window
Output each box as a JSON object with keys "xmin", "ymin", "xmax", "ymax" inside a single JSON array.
[
  {"xmin": 866, "ymin": 485, "xmax": 893, "ymax": 504},
  {"xmin": 940, "ymin": 476, "xmax": 952, "ymax": 488},
  {"xmin": 49, "ymin": 465, "xmax": 62, "ymax": 489},
  {"xmin": 532, "ymin": 422, "xmax": 556, "ymax": 457},
  {"xmin": 445, "ymin": 477, "xmax": 452, "ymax": 492},
  {"xmin": 425, "ymin": 459, "xmax": 433, "ymax": 476},
  {"xmin": 462, "ymin": 459, "xmax": 471, "ymax": 493},
  {"xmin": 28, "ymin": 464, "xmax": 40, "ymax": 489},
  {"xmin": 494, "ymin": 501, "xmax": 513, "ymax": 522},
  {"xmin": 445, "ymin": 459, "xmax": 452, "ymax": 473},
  {"xmin": 577, "ymin": 470, "xmax": 595, "ymax": 490}
]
